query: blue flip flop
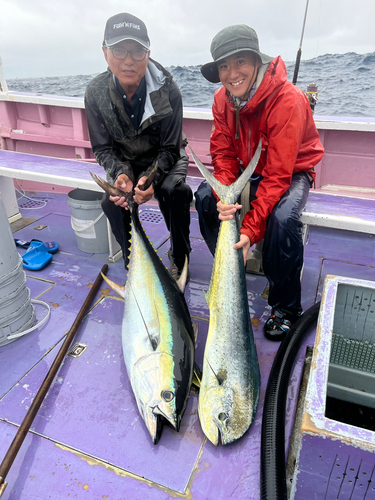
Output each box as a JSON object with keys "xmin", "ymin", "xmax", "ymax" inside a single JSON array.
[
  {"xmin": 32, "ymin": 239, "xmax": 59, "ymax": 254},
  {"xmin": 22, "ymin": 241, "xmax": 53, "ymax": 271},
  {"xmin": 15, "ymin": 239, "xmax": 59, "ymax": 254}
]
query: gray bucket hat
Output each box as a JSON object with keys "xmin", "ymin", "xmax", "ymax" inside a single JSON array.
[{"xmin": 201, "ymin": 24, "xmax": 274, "ymax": 83}]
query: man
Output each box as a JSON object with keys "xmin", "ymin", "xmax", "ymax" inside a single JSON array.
[
  {"xmin": 195, "ymin": 24, "xmax": 324, "ymax": 341},
  {"xmin": 85, "ymin": 13, "xmax": 192, "ymax": 281}
]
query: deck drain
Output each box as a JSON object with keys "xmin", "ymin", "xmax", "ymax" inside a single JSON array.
[
  {"xmin": 139, "ymin": 211, "xmax": 164, "ymax": 224},
  {"xmin": 18, "ymin": 198, "xmax": 48, "ymax": 209}
]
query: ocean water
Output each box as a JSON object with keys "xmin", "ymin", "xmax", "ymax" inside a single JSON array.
[{"xmin": 7, "ymin": 52, "xmax": 375, "ymax": 118}]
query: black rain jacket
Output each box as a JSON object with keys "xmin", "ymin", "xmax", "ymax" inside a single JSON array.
[{"xmin": 84, "ymin": 58, "xmax": 184, "ymax": 188}]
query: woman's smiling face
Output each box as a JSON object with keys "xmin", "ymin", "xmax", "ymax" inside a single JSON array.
[{"xmin": 218, "ymin": 51, "xmax": 261, "ymax": 99}]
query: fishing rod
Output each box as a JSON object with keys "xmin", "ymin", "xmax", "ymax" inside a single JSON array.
[
  {"xmin": 292, "ymin": 0, "xmax": 310, "ymax": 85},
  {"xmin": 0, "ymin": 264, "xmax": 108, "ymax": 497}
]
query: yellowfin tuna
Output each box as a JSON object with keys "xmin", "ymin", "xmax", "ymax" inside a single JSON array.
[{"xmin": 91, "ymin": 171, "xmax": 195, "ymax": 444}]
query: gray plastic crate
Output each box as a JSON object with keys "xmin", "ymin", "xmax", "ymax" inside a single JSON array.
[{"xmin": 328, "ymin": 282, "xmax": 375, "ymax": 408}]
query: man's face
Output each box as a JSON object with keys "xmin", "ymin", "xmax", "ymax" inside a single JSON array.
[
  {"xmin": 103, "ymin": 40, "xmax": 150, "ymax": 94},
  {"xmin": 218, "ymin": 51, "xmax": 261, "ymax": 100}
]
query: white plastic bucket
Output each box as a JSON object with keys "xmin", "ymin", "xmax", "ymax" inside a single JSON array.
[
  {"xmin": 0, "ymin": 288, "xmax": 35, "ymax": 347},
  {"xmin": 67, "ymin": 189, "xmax": 109, "ymax": 254}
]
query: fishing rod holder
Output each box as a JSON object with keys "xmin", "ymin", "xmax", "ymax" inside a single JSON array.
[{"xmin": 305, "ymin": 83, "xmax": 318, "ymax": 114}]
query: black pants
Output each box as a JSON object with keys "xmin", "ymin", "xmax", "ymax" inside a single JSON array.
[
  {"xmin": 102, "ymin": 155, "xmax": 193, "ymax": 270},
  {"xmin": 194, "ymin": 172, "xmax": 311, "ymax": 314}
]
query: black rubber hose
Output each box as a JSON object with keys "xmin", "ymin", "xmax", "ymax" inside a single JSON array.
[{"xmin": 260, "ymin": 301, "xmax": 321, "ymax": 500}]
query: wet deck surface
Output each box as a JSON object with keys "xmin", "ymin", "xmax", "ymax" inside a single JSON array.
[{"xmin": 1, "ymin": 191, "xmax": 375, "ymax": 499}]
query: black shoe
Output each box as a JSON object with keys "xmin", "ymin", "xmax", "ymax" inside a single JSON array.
[
  {"xmin": 264, "ymin": 308, "xmax": 301, "ymax": 342},
  {"xmin": 168, "ymin": 249, "xmax": 190, "ymax": 285}
]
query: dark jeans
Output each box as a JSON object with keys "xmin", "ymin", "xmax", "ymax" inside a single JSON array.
[
  {"xmin": 194, "ymin": 172, "xmax": 311, "ymax": 314},
  {"xmin": 102, "ymin": 154, "xmax": 192, "ymax": 270}
]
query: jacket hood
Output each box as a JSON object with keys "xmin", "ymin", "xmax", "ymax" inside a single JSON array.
[
  {"xmin": 245, "ymin": 56, "xmax": 287, "ymax": 111},
  {"xmin": 143, "ymin": 59, "xmax": 172, "ymax": 124}
]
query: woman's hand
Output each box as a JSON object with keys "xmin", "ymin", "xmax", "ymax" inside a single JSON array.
[
  {"xmin": 217, "ymin": 201, "xmax": 251, "ymax": 265},
  {"xmin": 217, "ymin": 201, "xmax": 242, "ymax": 221},
  {"xmin": 234, "ymin": 234, "xmax": 251, "ymax": 265}
]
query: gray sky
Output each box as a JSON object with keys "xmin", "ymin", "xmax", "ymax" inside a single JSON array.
[{"xmin": 1, "ymin": 0, "xmax": 374, "ymax": 79}]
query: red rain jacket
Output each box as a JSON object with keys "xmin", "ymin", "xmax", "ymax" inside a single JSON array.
[{"xmin": 210, "ymin": 56, "xmax": 324, "ymax": 245}]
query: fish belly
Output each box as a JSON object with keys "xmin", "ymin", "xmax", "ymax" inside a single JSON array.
[{"xmin": 121, "ymin": 229, "xmax": 173, "ymax": 374}]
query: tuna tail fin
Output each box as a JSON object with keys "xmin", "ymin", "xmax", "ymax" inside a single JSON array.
[
  {"xmin": 101, "ymin": 272, "xmax": 125, "ymax": 299},
  {"xmin": 189, "ymin": 140, "xmax": 262, "ymax": 205},
  {"xmin": 89, "ymin": 165, "xmax": 158, "ymax": 200},
  {"xmin": 137, "ymin": 161, "xmax": 158, "ymax": 191},
  {"xmin": 89, "ymin": 172, "xmax": 130, "ymax": 199}
]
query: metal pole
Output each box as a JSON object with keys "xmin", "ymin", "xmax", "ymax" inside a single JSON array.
[
  {"xmin": 0, "ymin": 264, "xmax": 108, "ymax": 497},
  {"xmin": 292, "ymin": 0, "xmax": 310, "ymax": 85},
  {"xmin": 0, "ymin": 58, "xmax": 9, "ymax": 94}
]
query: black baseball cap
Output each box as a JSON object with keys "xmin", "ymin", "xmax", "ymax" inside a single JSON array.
[
  {"xmin": 201, "ymin": 24, "xmax": 273, "ymax": 83},
  {"xmin": 103, "ymin": 13, "xmax": 150, "ymax": 49}
]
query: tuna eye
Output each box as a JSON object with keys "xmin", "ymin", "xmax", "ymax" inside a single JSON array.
[
  {"xmin": 218, "ymin": 412, "xmax": 227, "ymax": 421},
  {"xmin": 161, "ymin": 390, "xmax": 175, "ymax": 402}
]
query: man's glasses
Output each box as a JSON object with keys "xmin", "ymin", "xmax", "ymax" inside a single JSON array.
[{"xmin": 107, "ymin": 46, "xmax": 148, "ymax": 61}]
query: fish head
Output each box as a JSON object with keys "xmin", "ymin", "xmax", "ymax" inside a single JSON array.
[
  {"xmin": 199, "ymin": 385, "xmax": 251, "ymax": 446},
  {"xmin": 132, "ymin": 352, "xmax": 190, "ymax": 444}
]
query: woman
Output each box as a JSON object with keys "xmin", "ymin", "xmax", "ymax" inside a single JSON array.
[{"xmin": 195, "ymin": 24, "xmax": 324, "ymax": 341}]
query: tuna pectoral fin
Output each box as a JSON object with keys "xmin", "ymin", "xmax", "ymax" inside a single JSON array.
[
  {"xmin": 191, "ymin": 362, "xmax": 202, "ymax": 393},
  {"xmin": 101, "ymin": 272, "xmax": 125, "ymax": 299}
]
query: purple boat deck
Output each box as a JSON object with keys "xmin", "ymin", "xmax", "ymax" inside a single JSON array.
[{"xmin": 1, "ymin": 189, "xmax": 375, "ymax": 499}]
